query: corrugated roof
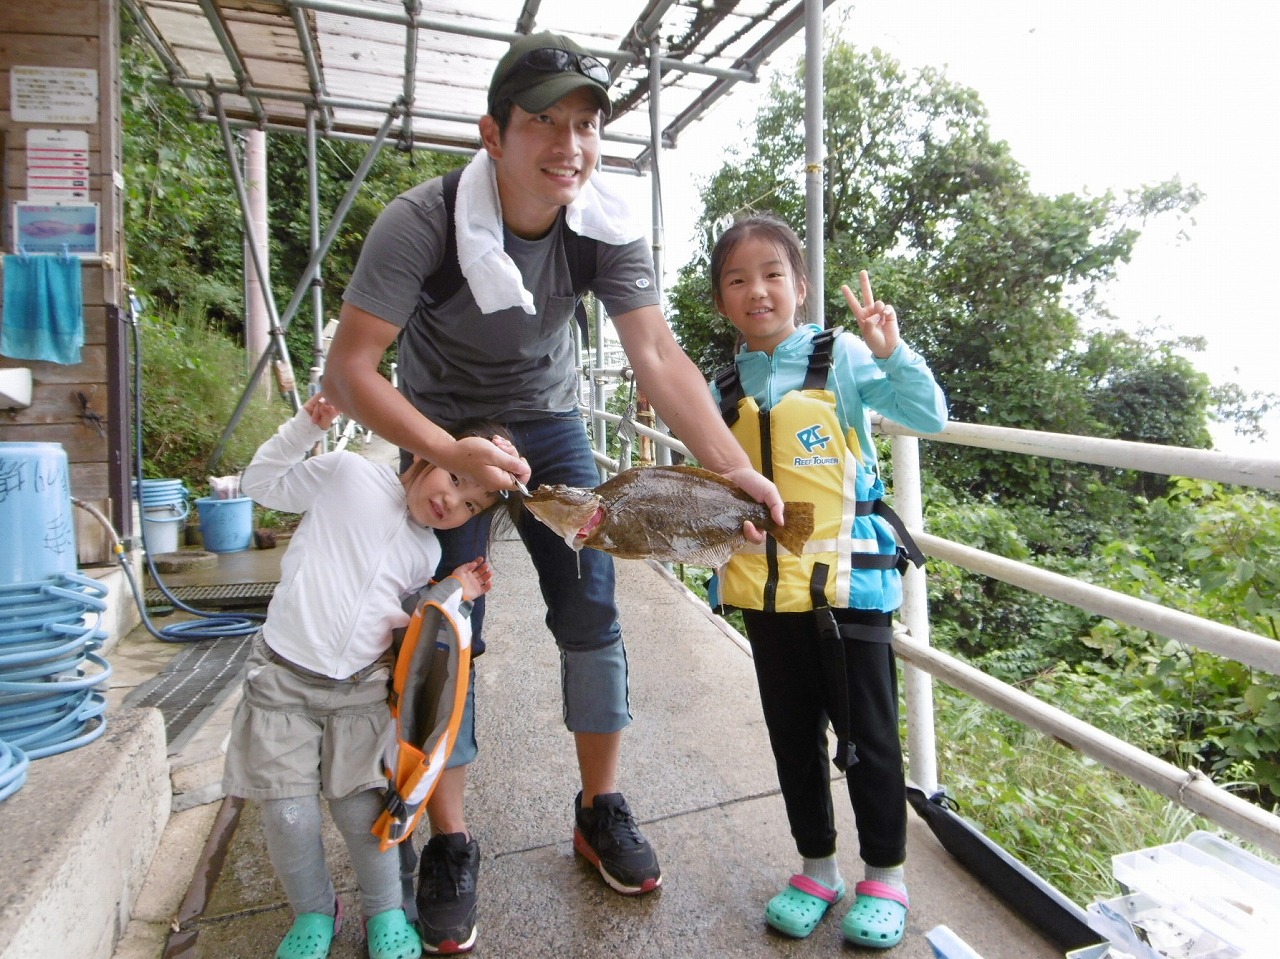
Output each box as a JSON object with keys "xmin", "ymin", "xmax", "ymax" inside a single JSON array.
[{"xmin": 123, "ymin": 0, "xmax": 828, "ymax": 171}]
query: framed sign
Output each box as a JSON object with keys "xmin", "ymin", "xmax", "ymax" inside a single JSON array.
[{"xmin": 12, "ymin": 202, "xmax": 100, "ymax": 255}]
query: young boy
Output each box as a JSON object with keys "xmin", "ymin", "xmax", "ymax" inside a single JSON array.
[{"xmin": 223, "ymin": 394, "xmax": 521, "ymax": 959}]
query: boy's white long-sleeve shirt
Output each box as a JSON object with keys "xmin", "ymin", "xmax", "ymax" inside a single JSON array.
[{"xmin": 240, "ymin": 409, "xmax": 442, "ymax": 679}]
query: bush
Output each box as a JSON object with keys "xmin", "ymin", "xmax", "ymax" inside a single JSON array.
[{"xmin": 133, "ymin": 302, "xmax": 292, "ymax": 496}]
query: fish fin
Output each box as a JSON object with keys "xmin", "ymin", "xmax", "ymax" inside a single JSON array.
[
  {"xmin": 679, "ymin": 543, "xmax": 739, "ymax": 569},
  {"xmin": 769, "ymin": 501, "xmax": 815, "ymax": 557}
]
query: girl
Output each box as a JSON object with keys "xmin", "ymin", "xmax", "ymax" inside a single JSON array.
[
  {"xmin": 708, "ymin": 214, "xmax": 947, "ymax": 949},
  {"xmin": 223, "ymin": 394, "xmax": 523, "ymax": 959}
]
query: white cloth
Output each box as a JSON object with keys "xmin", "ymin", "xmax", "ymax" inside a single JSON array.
[
  {"xmin": 454, "ymin": 150, "xmax": 646, "ymax": 314},
  {"xmin": 240, "ymin": 408, "xmax": 442, "ymax": 679}
]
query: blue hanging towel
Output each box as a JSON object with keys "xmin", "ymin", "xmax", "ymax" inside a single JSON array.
[{"xmin": 1, "ymin": 253, "xmax": 84, "ymax": 365}]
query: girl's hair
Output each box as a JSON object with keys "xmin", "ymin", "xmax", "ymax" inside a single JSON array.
[{"xmin": 709, "ymin": 212, "xmax": 810, "ymax": 306}]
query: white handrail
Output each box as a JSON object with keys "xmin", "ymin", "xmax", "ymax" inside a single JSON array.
[{"xmin": 576, "ymin": 388, "xmax": 1280, "ymax": 855}]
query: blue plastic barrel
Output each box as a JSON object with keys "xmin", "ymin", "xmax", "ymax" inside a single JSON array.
[
  {"xmin": 0, "ymin": 443, "xmax": 77, "ymax": 584},
  {"xmin": 196, "ymin": 496, "xmax": 254, "ymax": 553}
]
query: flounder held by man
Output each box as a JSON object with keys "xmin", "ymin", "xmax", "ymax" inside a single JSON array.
[{"xmin": 523, "ymin": 465, "xmax": 815, "ymax": 567}]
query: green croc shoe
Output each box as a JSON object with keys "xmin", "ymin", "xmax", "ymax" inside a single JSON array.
[
  {"xmin": 764, "ymin": 874, "xmax": 845, "ymax": 938},
  {"xmin": 842, "ymin": 880, "xmax": 908, "ymax": 949},
  {"xmin": 276, "ymin": 898, "xmax": 343, "ymax": 959},
  {"xmin": 365, "ymin": 908, "xmax": 422, "ymax": 959}
]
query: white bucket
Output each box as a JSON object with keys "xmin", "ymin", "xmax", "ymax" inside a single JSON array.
[{"xmin": 142, "ymin": 504, "xmax": 187, "ymax": 555}]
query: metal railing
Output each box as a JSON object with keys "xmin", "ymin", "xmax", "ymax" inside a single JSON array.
[{"xmin": 576, "ymin": 387, "xmax": 1280, "ymax": 858}]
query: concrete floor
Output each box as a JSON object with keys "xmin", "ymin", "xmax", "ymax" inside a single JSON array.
[{"xmin": 93, "ymin": 519, "xmax": 1088, "ymax": 959}]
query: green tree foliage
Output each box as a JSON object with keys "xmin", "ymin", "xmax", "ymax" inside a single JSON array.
[
  {"xmin": 1083, "ymin": 479, "xmax": 1280, "ymax": 801},
  {"xmin": 666, "ymin": 38, "xmax": 1216, "ymax": 512},
  {"xmin": 121, "ymin": 10, "xmax": 460, "ymax": 375},
  {"xmin": 121, "ymin": 29, "xmax": 243, "ymax": 318},
  {"xmin": 133, "ymin": 303, "xmax": 287, "ymax": 487}
]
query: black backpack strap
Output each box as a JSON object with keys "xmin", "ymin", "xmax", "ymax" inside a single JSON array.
[
  {"xmin": 419, "ymin": 167, "xmax": 464, "ymax": 308},
  {"xmin": 713, "ymin": 364, "xmax": 746, "ymax": 427},
  {"xmin": 802, "ymin": 326, "xmax": 840, "ymax": 390},
  {"xmin": 563, "ymin": 228, "xmax": 598, "ymax": 343}
]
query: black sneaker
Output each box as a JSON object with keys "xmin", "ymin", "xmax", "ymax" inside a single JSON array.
[
  {"xmin": 572, "ymin": 791, "xmax": 662, "ymax": 895},
  {"xmin": 415, "ymin": 832, "xmax": 479, "ymax": 954}
]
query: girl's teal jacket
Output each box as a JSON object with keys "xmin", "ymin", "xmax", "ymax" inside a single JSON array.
[
  {"xmin": 710, "ymin": 323, "xmax": 948, "ymax": 613},
  {"xmin": 710, "ymin": 323, "xmax": 948, "ymax": 456}
]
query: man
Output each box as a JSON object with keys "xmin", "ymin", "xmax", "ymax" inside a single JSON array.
[{"xmin": 324, "ymin": 30, "xmax": 783, "ymax": 954}]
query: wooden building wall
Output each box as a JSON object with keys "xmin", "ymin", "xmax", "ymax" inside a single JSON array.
[{"xmin": 0, "ymin": 0, "xmax": 129, "ymax": 566}]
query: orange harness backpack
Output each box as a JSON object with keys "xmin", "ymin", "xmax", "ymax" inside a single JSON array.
[{"xmin": 372, "ymin": 577, "xmax": 472, "ymax": 852}]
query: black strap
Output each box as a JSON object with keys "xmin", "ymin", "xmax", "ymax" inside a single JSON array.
[
  {"xmin": 802, "ymin": 326, "xmax": 839, "ymax": 390},
  {"xmin": 760, "ymin": 408, "xmax": 779, "ymax": 610},
  {"xmin": 867, "ymin": 499, "xmax": 926, "ymax": 569},
  {"xmin": 420, "ymin": 167, "xmax": 598, "ymax": 342},
  {"xmin": 810, "ymin": 564, "xmax": 857, "ymax": 772},
  {"xmin": 714, "ymin": 364, "xmax": 746, "ymax": 427},
  {"xmin": 419, "ymin": 167, "xmax": 465, "ymax": 308},
  {"xmin": 836, "ymin": 621, "xmax": 895, "ymax": 643}
]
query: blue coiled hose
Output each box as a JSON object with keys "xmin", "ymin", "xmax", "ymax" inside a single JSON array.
[
  {"xmin": 0, "ymin": 738, "xmax": 29, "ymax": 801},
  {"xmin": 0, "ymin": 573, "xmax": 112, "ymax": 776}
]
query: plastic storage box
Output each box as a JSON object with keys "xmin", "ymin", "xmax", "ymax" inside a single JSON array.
[{"xmin": 1087, "ymin": 832, "xmax": 1280, "ymax": 958}]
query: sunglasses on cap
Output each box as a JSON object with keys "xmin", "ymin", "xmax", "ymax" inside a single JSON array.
[{"xmin": 508, "ymin": 47, "xmax": 610, "ymax": 87}]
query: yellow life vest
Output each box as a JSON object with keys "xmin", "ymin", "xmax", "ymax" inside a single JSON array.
[{"xmin": 714, "ymin": 329, "xmax": 921, "ymax": 614}]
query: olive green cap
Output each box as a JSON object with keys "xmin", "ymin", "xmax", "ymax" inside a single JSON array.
[{"xmin": 488, "ymin": 31, "xmax": 612, "ymax": 117}]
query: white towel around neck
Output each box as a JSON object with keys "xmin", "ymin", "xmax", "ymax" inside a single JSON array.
[{"xmin": 454, "ymin": 150, "xmax": 646, "ymax": 315}]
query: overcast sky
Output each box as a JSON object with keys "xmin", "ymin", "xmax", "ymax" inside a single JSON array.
[{"xmin": 657, "ymin": 0, "xmax": 1279, "ymax": 452}]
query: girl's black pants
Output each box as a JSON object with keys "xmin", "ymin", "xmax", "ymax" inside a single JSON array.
[{"xmin": 742, "ymin": 607, "xmax": 907, "ymax": 868}]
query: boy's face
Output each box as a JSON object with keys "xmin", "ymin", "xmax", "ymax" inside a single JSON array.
[
  {"xmin": 480, "ymin": 87, "xmax": 602, "ymax": 238},
  {"xmin": 402, "ymin": 463, "xmax": 498, "ymax": 531}
]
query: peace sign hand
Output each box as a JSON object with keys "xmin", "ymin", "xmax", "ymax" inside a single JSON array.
[{"xmin": 841, "ymin": 270, "xmax": 900, "ymax": 360}]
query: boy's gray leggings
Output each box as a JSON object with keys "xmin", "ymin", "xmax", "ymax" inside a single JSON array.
[{"xmin": 261, "ymin": 789, "xmax": 400, "ymax": 917}]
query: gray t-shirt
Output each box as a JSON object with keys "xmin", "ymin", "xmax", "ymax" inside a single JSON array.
[{"xmin": 342, "ymin": 176, "xmax": 661, "ymax": 426}]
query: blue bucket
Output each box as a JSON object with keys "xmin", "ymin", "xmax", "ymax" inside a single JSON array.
[
  {"xmin": 195, "ymin": 496, "xmax": 254, "ymax": 553},
  {"xmin": 0, "ymin": 443, "xmax": 77, "ymax": 584}
]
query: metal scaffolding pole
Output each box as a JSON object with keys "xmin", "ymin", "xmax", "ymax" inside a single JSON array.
[
  {"xmin": 306, "ymin": 108, "xmax": 324, "ymax": 379},
  {"xmin": 209, "ymin": 103, "xmax": 402, "ymax": 468},
  {"xmin": 804, "ymin": 0, "xmax": 825, "ymax": 327},
  {"xmin": 398, "ymin": 0, "xmax": 421, "ymax": 150},
  {"xmin": 647, "ymin": 34, "xmax": 670, "ymax": 466},
  {"xmin": 212, "ymin": 91, "xmax": 298, "ymax": 415}
]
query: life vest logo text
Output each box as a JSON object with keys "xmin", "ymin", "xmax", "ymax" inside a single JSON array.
[
  {"xmin": 796, "ymin": 424, "xmax": 831, "ymax": 453},
  {"xmin": 794, "ymin": 424, "xmax": 839, "ymax": 467}
]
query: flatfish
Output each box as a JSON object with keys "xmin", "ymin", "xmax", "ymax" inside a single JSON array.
[{"xmin": 523, "ymin": 464, "xmax": 814, "ymax": 567}]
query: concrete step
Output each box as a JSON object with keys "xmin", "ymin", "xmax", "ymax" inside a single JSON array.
[{"xmin": 0, "ymin": 708, "xmax": 169, "ymax": 959}]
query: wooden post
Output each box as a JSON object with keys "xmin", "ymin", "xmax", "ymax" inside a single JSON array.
[{"xmin": 0, "ymin": 0, "xmax": 128, "ymax": 564}]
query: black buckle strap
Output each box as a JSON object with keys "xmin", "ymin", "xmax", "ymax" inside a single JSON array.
[
  {"xmin": 853, "ymin": 499, "xmax": 926, "ymax": 570},
  {"xmin": 810, "ymin": 564, "xmax": 857, "ymax": 773},
  {"xmin": 802, "ymin": 327, "xmax": 840, "ymax": 390},
  {"xmin": 382, "ymin": 788, "xmax": 408, "ymax": 824},
  {"xmin": 714, "ymin": 365, "xmax": 746, "ymax": 427}
]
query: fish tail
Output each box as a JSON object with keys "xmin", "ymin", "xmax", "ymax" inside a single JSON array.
[{"xmin": 769, "ymin": 501, "xmax": 815, "ymax": 556}]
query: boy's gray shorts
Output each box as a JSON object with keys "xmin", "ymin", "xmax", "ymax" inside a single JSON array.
[{"xmin": 222, "ymin": 638, "xmax": 391, "ymax": 802}]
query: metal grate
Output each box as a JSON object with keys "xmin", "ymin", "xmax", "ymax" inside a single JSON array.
[
  {"xmin": 144, "ymin": 581, "xmax": 277, "ymax": 610},
  {"xmin": 124, "ymin": 635, "xmax": 254, "ymax": 754}
]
